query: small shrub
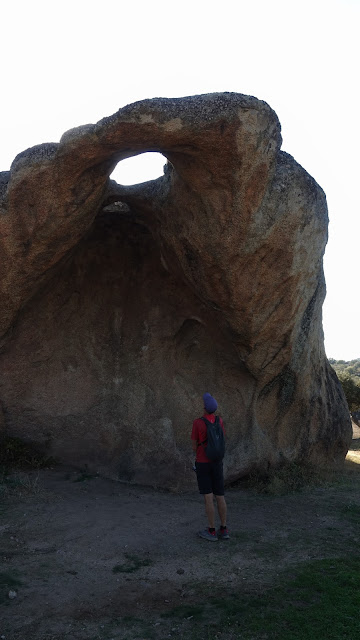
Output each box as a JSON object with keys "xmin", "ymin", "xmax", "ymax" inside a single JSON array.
[
  {"xmin": 3, "ymin": 470, "xmax": 41, "ymax": 496},
  {"xmin": 0, "ymin": 435, "xmax": 56, "ymax": 473},
  {"xmin": 237, "ymin": 462, "xmax": 326, "ymax": 495}
]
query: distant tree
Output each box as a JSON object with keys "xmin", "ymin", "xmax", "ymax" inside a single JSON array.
[
  {"xmin": 346, "ymin": 365, "xmax": 359, "ymax": 376},
  {"xmin": 337, "ymin": 372, "xmax": 360, "ymax": 412}
]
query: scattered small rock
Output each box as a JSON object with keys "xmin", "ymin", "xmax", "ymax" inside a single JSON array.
[
  {"xmin": 8, "ymin": 590, "xmax": 17, "ymax": 599},
  {"xmin": 176, "ymin": 568, "xmax": 185, "ymax": 574}
]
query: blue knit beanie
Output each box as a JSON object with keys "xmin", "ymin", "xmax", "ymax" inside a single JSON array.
[{"xmin": 203, "ymin": 392, "xmax": 218, "ymax": 413}]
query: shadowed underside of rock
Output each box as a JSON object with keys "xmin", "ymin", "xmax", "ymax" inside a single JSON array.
[{"xmin": 0, "ymin": 93, "xmax": 351, "ymax": 489}]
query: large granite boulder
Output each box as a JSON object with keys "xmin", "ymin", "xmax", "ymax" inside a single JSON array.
[{"xmin": 0, "ymin": 93, "xmax": 351, "ymax": 490}]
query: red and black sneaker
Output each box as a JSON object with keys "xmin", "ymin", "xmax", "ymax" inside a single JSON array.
[
  {"xmin": 197, "ymin": 528, "xmax": 218, "ymax": 541},
  {"xmin": 217, "ymin": 527, "xmax": 230, "ymax": 540}
]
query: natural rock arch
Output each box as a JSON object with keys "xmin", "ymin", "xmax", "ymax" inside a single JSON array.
[{"xmin": 0, "ymin": 93, "xmax": 351, "ymax": 489}]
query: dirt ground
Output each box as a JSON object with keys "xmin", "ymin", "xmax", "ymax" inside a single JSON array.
[{"xmin": 1, "ymin": 424, "xmax": 360, "ymax": 640}]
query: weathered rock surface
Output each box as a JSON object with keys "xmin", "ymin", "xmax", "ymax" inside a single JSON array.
[{"xmin": 0, "ymin": 93, "xmax": 351, "ymax": 489}]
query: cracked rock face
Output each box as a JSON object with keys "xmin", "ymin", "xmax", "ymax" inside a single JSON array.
[{"xmin": 0, "ymin": 93, "xmax": 351, "ymax": 489}]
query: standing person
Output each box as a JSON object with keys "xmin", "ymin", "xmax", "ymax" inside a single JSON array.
[{"xmin": 191, "ymin": 392, "xmax": 230, "ymax": 541}]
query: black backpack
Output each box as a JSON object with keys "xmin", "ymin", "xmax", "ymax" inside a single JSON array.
[{"xmin": 199, "ymin": 416, "xmax": 225, "ymax": 462}]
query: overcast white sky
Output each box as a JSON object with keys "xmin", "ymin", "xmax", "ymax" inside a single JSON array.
[{"xmin": 1, "ymin": 0, "xmax": 358, "ymax": 360}]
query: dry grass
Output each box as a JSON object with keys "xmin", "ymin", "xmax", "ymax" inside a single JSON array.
[{"xmin": 0, "ymin": 470, "xmax": 42, "ymax": 497}]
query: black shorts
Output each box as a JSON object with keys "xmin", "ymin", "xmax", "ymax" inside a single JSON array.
[{"xmin": 195, "ymin": 461, "xmax": 224, "ymax": 496}]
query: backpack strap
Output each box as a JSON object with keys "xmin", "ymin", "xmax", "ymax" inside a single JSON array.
[
  {"xmin": 197, "ymin": 417, "xmax": 208, "ymax": 449},
  {"xmin": 201, "ymin": 416, "xmax": 219, "ymax": 426},
  {"xmin": 197, "ymin": 416, "xmax": 219, "ymax": 449}
]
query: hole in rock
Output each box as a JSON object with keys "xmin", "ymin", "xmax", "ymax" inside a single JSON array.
[{"xmin": 110, "ymin": 152, "xmax": 167, "ymax": 186}]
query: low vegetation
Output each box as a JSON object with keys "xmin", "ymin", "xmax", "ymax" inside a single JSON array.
[
  {"xmin": 0, "ymin": 435, "xmax": 55, "ymax": 472},
  {"xmin": 329, "ymin": 358, "xmax": 360, "ymax": 411},
  {"xmin": 0, "ymin": 435, "xmax": 55, "ymax": 497},
  {"xmin": 234, "ymin": 461, "xmax": 330, "ymax": 495},
  {"xmin": 0, "ymin": 571, "xmax": 23, "ymax": 605},
  {"xmin": 158, "ymin": 556, "xmax": 360, "ymax": 640},
  {"xmin": 112, "ymin": 553, "xmax": 153, "ymax": 574}
]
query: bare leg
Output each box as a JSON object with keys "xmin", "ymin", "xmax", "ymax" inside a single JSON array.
[
  {"xmin": 204, "ymin": 493, "xmax": 215, "ymax": 528},
  {"xmin": 215, "ymin": 495, "xmax": 227, "ymax": 527}
]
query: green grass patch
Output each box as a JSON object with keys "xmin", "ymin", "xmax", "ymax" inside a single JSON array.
[
  {"xmin": 0, "ymin": 571, "xmax": 23, "ymax": 604},
  {"xmin": 112, "ymin": 552, "xmax": 153, "ymax": 574},
  {"xmin": 161, "ymin": 556, "xmax": 360, "ymax": 639},
  {"xmin": 341, "ymin": 502, "xmax": 360, "ymax": 524},
  {"xmin": 1, "ymin": 470, "xmax": 41, "ymax": 494}
]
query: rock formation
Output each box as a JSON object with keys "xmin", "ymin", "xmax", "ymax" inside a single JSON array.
[{"xmin": 0, "ymin": 93, "xmax": 351, "ymax": 489}]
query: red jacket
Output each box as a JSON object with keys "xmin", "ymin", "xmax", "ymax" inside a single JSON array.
[{"xmin": 191, "ymin": 413, "xmax": 225, "ymax": 463}]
